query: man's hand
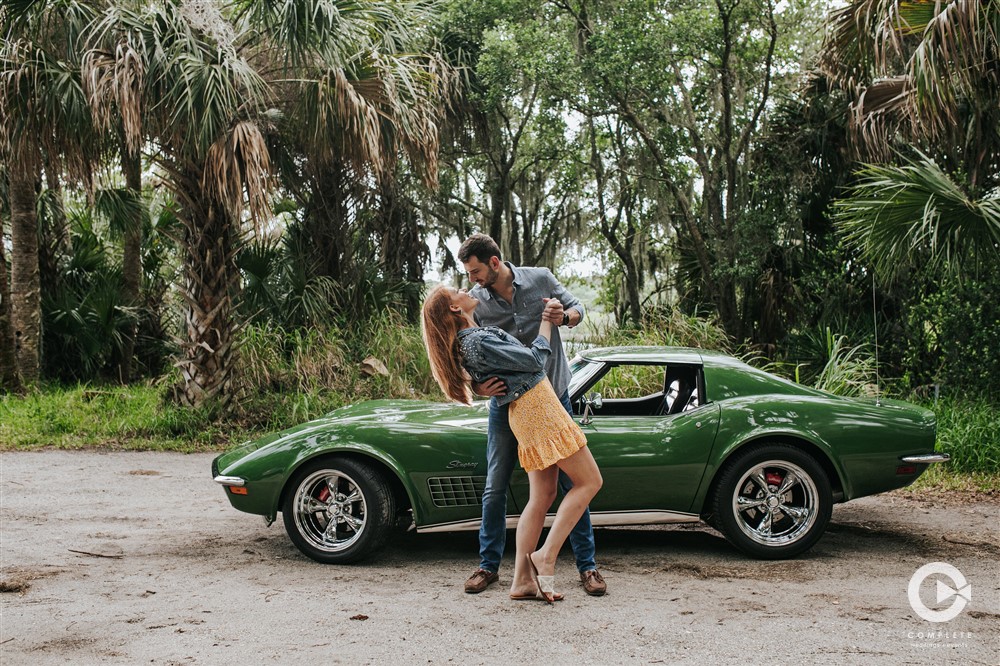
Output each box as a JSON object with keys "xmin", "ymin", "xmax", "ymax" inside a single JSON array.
[
  {"xmin": 472, "ymin": 377, "xmax": 507, "ymax": 398},
  {"xmin": 541, "ymin": 297, "xmax": 564, "ymax": 324}
]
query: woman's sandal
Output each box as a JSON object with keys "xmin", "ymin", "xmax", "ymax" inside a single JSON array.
[
  {"xmin": 510, "ymin": 591, "xmax": 564, "ymax": 602},
  {"xmin": 526, "ymin": 552, "xmax": 559, "ymax": 604}
]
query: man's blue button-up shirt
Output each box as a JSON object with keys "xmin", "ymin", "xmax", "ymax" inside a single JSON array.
[{"xmin": 470, "ymin": 263, "xmax": 584, "ymax": 398}]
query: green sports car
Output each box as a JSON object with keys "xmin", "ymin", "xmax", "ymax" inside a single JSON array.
[{"xmin": 212, "ymin": 346, "xmax": 947, "ymax": 563}]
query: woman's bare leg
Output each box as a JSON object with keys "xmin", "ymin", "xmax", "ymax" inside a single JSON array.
[
  {"xmin": 509, "ymin": 466, "xmax": 558, "ymax": 597},
  {"xmin": 528, "ymin": 446, "xmax": 603, "ymax": 578}
]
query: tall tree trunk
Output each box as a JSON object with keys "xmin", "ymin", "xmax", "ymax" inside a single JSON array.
[
  {"xmin": 0, "ymin": 209, "xmax": 23, "ymax": 392},
  {"xmin": 589, "ymin": 122, "xmax": 644, "ymax": 325},
  {"xmin": 306, "ymin": 162, "xmax": 350, "ymax": 281},
  {"xmin": 117, "ymin": 146, "xmax": 143, "ymax": 383},
  {"xmin": 174, "ymin": 175, "xmax": 239, "ymax": 411},
  {"xmin": 9, "ymin": 169, "xmax": 41, "ymax": 385},
  {"xmin": 488, "ymin": 180, "xmax": 505, "ymax": 248},
  {"xmin": 375, "ymin": 179, "xmax": 426, "ymax": 320},
  {"xmin": 39, "ymin": 163, "xmax": 68, "ymax": 298}
]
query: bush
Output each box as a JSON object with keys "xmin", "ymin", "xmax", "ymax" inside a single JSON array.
[
  {"xmin": 899, "ymin": 270, "xmax": 1000, "ymax": 399},
  {"xmin": 573, "ymin": 306, "xmax": 732, "ymax": 354},
  {"xmin": 926, "ymin": 397, "xmax": 1000, "ymax": 476}
]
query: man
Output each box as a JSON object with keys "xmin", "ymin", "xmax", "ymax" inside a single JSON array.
[{"xmin": 458, "ymin": 233, "xmax": 607, "ymax": 597}]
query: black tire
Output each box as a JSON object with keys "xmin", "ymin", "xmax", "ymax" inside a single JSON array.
[
  {"xmin": 282, "ymin": 457, "xmax": 396, "ymax": 564},
  {"xmin": 709, "ymin": 443, "xmax": 832, "ymax": 559}
]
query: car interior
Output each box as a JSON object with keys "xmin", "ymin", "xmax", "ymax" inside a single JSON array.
[{"xmin": 574, "ymin": 363, "xmax": 704, "ymax": 417}]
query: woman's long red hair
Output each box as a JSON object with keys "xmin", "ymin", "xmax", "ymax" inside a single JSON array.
[{"xmin": 421, "ymin": 285, "xmax": 473, "ymax": 404}]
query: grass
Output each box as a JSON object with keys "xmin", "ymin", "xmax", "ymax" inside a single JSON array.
[
  {"xmin": 921, "ymin": 397, "xmax": 1000, "ymax": 476},
  {"xmin": 1, "ymin": 317, "xmax": 439, "ymax": 452},
  {"xmin": 0, "ymin": 383, "xmax": 228, "ymax": 452}
]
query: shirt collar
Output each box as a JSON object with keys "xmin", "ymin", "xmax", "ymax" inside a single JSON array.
[
  {"xmin": 506, "ymin": 262, "xmax": 523, "ymax": 286},
  {"xmin": 478, "ymin": 261, "xmax": 520, "ymax": 301}
]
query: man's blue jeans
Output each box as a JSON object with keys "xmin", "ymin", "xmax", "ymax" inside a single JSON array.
[{"xmin": 478, "ymin": 389, "xmax": 597, "ymax": 574}]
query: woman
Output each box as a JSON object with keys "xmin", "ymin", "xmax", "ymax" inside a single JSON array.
[{"xmin": 421, "ymin": 285, "xmax": 602, "ymax": 603}]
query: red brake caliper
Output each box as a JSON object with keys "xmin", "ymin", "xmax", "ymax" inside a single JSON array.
[
  {"xmin": 317, "ymin": 486, "xmax": 331, "ymax": 502},
  {"xmin": 765, "ymin": 471, "xmax": 783, "ymax": 488}
]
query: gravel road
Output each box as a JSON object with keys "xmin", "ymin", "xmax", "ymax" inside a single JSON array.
[{"xmin": 1, "ymin": 450, "xmax": 998, "ymax": 665}]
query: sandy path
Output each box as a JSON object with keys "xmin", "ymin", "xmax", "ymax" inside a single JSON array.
[{"xmin": 1, "ymin": 450, "xmax": 998, "ymax": 665}]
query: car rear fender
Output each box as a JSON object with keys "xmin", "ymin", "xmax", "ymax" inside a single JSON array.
[{"xmin": 694, "ymin": 428, "xmax": 850, "ymax": 513}]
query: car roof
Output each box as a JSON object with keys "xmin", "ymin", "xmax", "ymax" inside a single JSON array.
[{"xmin": 575, "ymin": 346, "xmax": 727, "ymax": 365}]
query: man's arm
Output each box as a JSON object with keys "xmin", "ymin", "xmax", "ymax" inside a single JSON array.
[{"xmin": 541, "ymin": 269, "xmax": 585, "ymax": 327}]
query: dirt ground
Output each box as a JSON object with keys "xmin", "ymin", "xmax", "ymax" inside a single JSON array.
[{"xmin": 1, "ymin": 450, "xmax": 998, "ymax": 665}]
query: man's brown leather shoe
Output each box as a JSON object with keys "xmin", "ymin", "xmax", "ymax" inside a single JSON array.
[
  {"xmin": 580, "ymin": 569, "xmax": 607, "ymax": 596},
  {"xmin": 464, "ymin": 568, "xmax": 499, "ymax": 594}
]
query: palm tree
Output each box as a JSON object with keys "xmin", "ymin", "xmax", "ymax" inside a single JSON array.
[
  {"xmin": 0, "ymin": 167, "xmax": 22, "ymax": 392},
  {"xmin": 0, "ymin": 0, "xmax": 99, "ymax": 384},
  {"xmin": 86, "ymin": 1, "xmax": 272, "ymax": 410},
  {"xmin": 823, "ymin": 0, "xmax": 1000, "ymax": 271},
  {"xmin": 85, "ymin": 0, "xmax": 450, "ymax": 409},
  {"xmin": 252, "ymin": 0, "xmax": 449, "ymax": 310}
]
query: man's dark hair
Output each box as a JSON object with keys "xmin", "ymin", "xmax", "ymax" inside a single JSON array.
[{"xmin": 458, "ymin": 233, "xmax": 502, "ymax": 264}]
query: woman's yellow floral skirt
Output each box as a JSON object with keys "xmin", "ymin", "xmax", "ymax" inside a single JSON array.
[{"xmin": 508, "ymin": 377, "xmax": 587, "ymax": 472}]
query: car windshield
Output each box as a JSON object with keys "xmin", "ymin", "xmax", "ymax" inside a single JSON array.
[{"xmin": 568, "ymin": 357, "xmax": 601, "ymax": 397}]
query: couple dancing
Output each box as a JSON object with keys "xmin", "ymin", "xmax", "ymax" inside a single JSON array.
[{"xmin": 421, "ymin": 234, "xmax": 606, "ymax": 603}]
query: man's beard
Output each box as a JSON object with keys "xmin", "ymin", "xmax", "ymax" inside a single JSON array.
[{"xmin": 481, "ymin": 264, "xmax": 500, "ymax": 288}]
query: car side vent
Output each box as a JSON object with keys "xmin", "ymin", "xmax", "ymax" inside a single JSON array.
[{"xmin": 428, "ymin": 476, "xmax": 486, "ymax": 507}]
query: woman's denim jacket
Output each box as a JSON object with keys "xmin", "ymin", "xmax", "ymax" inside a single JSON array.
[{"xmin": 456, "ymin": 326, "xmax": 551, "ymax": 406}]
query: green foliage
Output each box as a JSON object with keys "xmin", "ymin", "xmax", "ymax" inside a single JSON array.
[
  {"xmin": 37, "ymin": 192, "xmax": 176, "ymax": 382},
  {"xmin": 836, "ymin": 153, "xmax": 1000, "ymax": 276},
  {"xmin": 897, "ymin": 270, "xmax": 1000, "ymax": 397},
  {"xmin": 810, "ymin": 329, "xmax": 876, "ymax": 398},
  {"xmin": 925, "ymin": 398, "xmax": 1000, "ymax": 476},
  {"xmin": 579, "ymin": 306, "xmax": 732, "ymax": 354},
  {"xmin": 0, "ymin": 382, "xmax": 225, "ymax": 451},
  {"xmin": 236, "ymin": 236, "xmax": 339, "ymax": 329},
  {"xmin": 229, "ymin": 311, "xmax": 437, "ymax": 428},
  {"xmin": 41, "ymin": 215, "xmax": 137, "ymax": 381}
]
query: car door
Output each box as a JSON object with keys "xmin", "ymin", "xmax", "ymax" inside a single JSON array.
[
  {"xmin": 581, "ymin": 402, "xmax": 720, "ymax": 513},
  {"xmin": 509, "ymin": 362, "xmax": 721, "ymax": 515}
]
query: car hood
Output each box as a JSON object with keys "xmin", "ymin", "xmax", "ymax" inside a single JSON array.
[{"xmin": 214, "ymin": 399, "xmax": 489, "ymax": 472}]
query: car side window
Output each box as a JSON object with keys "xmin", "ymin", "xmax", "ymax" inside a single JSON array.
[
  {"xmin": 580, "ymin": 364, "xmax": 667, "ymax": 417},
  {"xmin": 577, "ymin": 362, "xmax": 705, "ymax": 417},
  {"xmin": 662, "ymin": 368, "xmax": 699, "ymax": 415}
]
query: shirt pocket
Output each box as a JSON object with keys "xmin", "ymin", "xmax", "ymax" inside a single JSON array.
[{"xmin": 520, "ymin": 296, "xmax": 546, "ymax": 325}]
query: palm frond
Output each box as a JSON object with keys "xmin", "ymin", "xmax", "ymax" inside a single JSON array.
[
  {"xmin": 835, "ymin": 151, "xmax": 1000, "ymax": 274},
  {"xmin": 903, "ymin": 0, "xmax": 996, "ymax": 133},
  {"xmin": 202, "ymin": 119, "xmax": 273, "ymax": 224},
  {"xmin": 94, "ymin": 187, "xmax": 147, "ymax": 238}
]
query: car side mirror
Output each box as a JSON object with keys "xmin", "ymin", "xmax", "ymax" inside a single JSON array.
[{"xmin": 580, "ymin": 392, "xmax": 602, "ymax": 425}]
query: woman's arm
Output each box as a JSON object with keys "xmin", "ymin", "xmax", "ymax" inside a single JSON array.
[
  {"xmin": 476, "ymin": 333, "xmax": 551, "ymax": 374},
  {"xmin": 538, "ymin": 299, "xmax": 560, "ymax": 342}
]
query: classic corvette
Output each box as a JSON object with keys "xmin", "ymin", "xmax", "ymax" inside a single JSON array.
[{"xmin": 212, "ymin": 346, "xmax": 948, "ymax": 563}]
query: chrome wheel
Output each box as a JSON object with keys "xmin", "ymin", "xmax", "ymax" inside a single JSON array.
[
  {"xmin": 710, "ymin": 443, "xmax": 832, "ymax": 559},
  {"xmin": 282, "ymin": 457, "xmax": 397, "ymax": 564},
  {"xmin": 731, "ymin": 460, "xmax": 818, "ymax": 546},
  {"xmin": 291, "ymin": 469, "xmax": 368, "ymax": 554}
]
